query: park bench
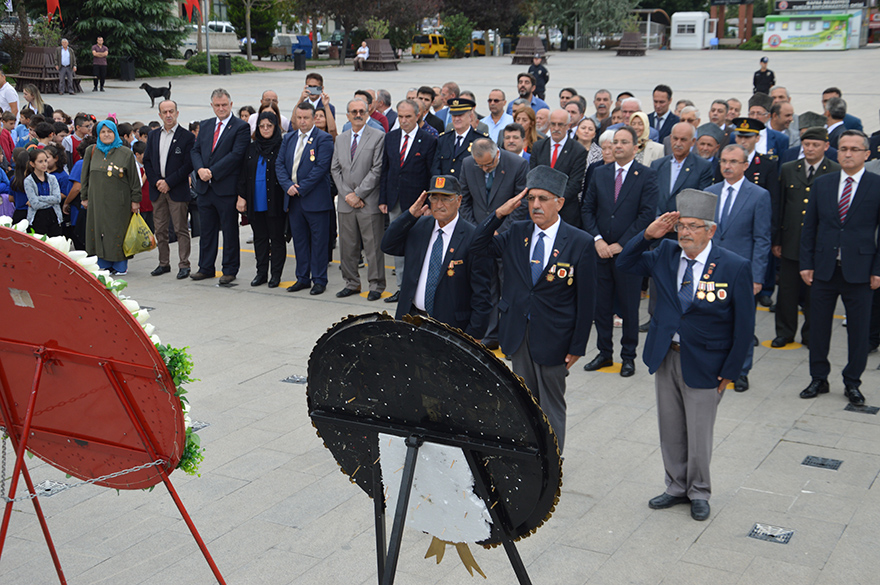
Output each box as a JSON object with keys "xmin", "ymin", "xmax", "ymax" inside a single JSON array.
[
  {"xmin": 360, "ymin": 39, "xmax": 399, "ymax": 72},
  {"xmin": 8, "ymin": 47, "xmax": 94, "ymax": 94}
]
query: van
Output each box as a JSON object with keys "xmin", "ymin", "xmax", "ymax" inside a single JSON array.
[{"xmin": 412, "ymin": 34, "xmax": 450, "ymax": 59}]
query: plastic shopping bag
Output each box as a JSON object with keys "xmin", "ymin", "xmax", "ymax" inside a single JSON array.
[{"xmin": 123, "ymin": 212, "xmax": 156, "ymax": 256}]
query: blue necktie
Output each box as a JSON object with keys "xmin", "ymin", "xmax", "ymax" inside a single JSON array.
[
  {"xmin": 485, "ymin": 171, "xmax": 494, "ymax": 199},
  {"xmin": 531, "ymin": 232, "xmax": 545, "ymax": 286},
  {"xmin": 425, "ymin": 229, "xmax": 444, "ymax": 315},
  {"xmin": 679, "ymin": 258, "xmax": 696, "ymax": 312},
  {"xmin": 720, "ymin": 186, "xmax": 734, "ymax": 230}
]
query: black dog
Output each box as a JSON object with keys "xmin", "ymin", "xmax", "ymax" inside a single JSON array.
[{"xmin": 139, "ymin": 82, "xmax": 171, "ymax": 108}]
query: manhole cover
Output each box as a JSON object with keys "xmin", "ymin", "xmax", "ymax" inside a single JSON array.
[
  {"xmin": 844, "ymin": 404, "xmax": 879, "ymax": 415},
  {"xmin": 748, "ymin": 523, "xmax": 794, "ymax": 544},
  {"xmin": 802, "ymin": 456, "xmax": 842, "ymax": 470}
]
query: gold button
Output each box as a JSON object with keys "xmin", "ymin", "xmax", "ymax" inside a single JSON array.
[
  {"xmin": 802, "ymin": 210, "xmax": 806, "ymax": 215},
  {"xmin": 806, "ymin": 187, "xmax": 810, "ymax": 192},
  {"xmin": 804, "ymin": 199, "xmax": 808, "ymax": 203},
  {"xmin": 790, "ymin": 184, "xmax": 795, "ymax": 188}
]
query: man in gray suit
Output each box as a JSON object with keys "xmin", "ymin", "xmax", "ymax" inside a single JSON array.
[
  {"xmin": 331, "ymin": 98, "xmax": 387, "ymax": 300},
  {"xmin": 55, "ymin": 38, "xmax": 77, "ymax": 95},
  {"xmin": 707, "ymin": 144, "xmax": 771, "ymax": 391},
  {"xmin": 460, "ymin": 138, "xmax": 529, "ymax": 348}
]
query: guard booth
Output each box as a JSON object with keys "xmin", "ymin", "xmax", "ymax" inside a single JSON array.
[{"xmin": 670, "ymin": 12, "xmax": 719, "ymax": 49}]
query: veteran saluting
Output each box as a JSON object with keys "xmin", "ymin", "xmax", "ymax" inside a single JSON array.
[{"xmin": 617, "ymin": 189, "xmax": 754, "ymax": 521}]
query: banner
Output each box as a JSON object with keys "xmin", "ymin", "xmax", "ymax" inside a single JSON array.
[
  {"xmin": 763, "ymin": 15, "xmax": 850, "ymax": 50},
  {"xmin": 775, "ymin": 0, "xmax": 867, "ymax": 11}
]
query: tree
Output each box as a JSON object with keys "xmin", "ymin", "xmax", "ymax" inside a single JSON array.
[
  {"xmin": 442, "ymin": 0, "xmax": 523, "ymax": 34},
  {"xmin": 574, "ymin": 0, "xmax": 640, "ymax": 43},
  {"xmin": 301, "ymin": 0, "xmax": 372, "ymax": 65},
  {"xmin": 441, "ymin": 13, "xmax": 475, "ymax": 57},
  {"xmin": 227, "ymin": 0, "xmax": 279, "ymax": 60}
]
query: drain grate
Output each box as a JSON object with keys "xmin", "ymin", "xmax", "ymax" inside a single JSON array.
[
  {"xmin": 191, "ymin": 420, "xmax": 210, "ymax": 432},
  {"xmin": 748, "ymin": 523, "xmax": 794, "ymax": 544},
  {"xmin": 282, "ymin": 375, "xmax": 307, "ymax": 384},
  {"xmin": 844, "ymin": 404, "xmax": 879, "ymax": 415},
  {"xmin": 802, "ymin": 456, "xmax": 842, "ymax": 470},
  {"xmin": 34, "ymin": 480, "xmax": 70, "ymax": 497}
]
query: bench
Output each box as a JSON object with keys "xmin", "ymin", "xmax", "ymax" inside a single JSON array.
[
  {"xmin": 269, "ymin": 46, "xmax": 291, "ymax": 61},
  {"xmin": 8, "ymin": 47, "xmax": 94, "ymax": 94},
  {"xmin": 360, "ymin": 39, "xmax": 399, "ymax": 71},
  {"xmin": 511, "ymin": 36, "xmax": 547, "ymax": 65}
]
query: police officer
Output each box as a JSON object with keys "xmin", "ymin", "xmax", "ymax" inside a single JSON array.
[
  {"xmin": 431, "ymin": 98, "xmax": 486, "ymax": 177},
  {"xmin": 753, "ymin": 56, "xmax": 775, "ymax": 95}
]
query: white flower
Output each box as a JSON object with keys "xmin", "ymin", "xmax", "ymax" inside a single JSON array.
[
  {"xmin": 150, "ymin": 334, "xmax": 162, "ymax": 345},
  {"xmin": 76, "ymin": 256, "xmax": 98, "ymax": 270},
  {"xmin": 143, "ymin": 323, "xmax": 155, "ymax": 336},
  {"xmin": 122, "ymin": 299, "xmax": 140, "ymax": 313},
  {"xmin": 184, "ymin": 413, "xmax": 192, "ymax": 427},
  {"xmin": 0, "ymin": 215, "xmax": 12, "ymax": 227},
  {"xmin": 68, "ymin": 250, "xmax": 88, "ymax": 261},
  {"xmin": 13, "ymin": 219, "xmax": 29, "ymax": 232},
  {"xmin": 46, "ymin": 236, "xmax": 72, "ymax": 254},
  {"xmin": 134, "ymin": 309, "xmax": 150, "ymax": 324}
]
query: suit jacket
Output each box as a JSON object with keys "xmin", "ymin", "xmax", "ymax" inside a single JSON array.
[
  {"xmin": 617, "ymin": 235, "xmax": 755, "ymax": 389},
  {"xmin": 143, "ymin": 125, "xmax": 194, "ymax": 203},
  {"xmin": 425, "ymin": 112, "xmax": 445, "ymax": 134},
  {"xmin": 380, "ymin": 128, "xmax": 436, "ymax": 211},
  {"xmin": 55, "ymin": 46, "xmax": 77, "ymax": 69},
  {"xmin": 381, "ymin": 212, "xmax": 492, "ymax": 338},
  {"xmin": 842, "ymin": 113, "xmax": 862, "ymax": 132},
  {"xmin": 780, "ymin": 144, "xmax": 838, "ymax": 165},
  {"xmin": 776, "ymin": 157, "xmax": 840, "ymax": 259},
  {"xmin": 529, "ymin": 137, "xmax": 588, "ymax": 227},
  {"xmin": 868, "ymin": 132, "xmax": 880, "ymax": 161},
  {"xmin": 472, "ymin": 215, "xmax": 596, "ymax": 365},
  {"xmin": 431, "ymin": 128, "xmax": 484, "ymax": 178},
  {"xmin": 800, "ymin": 171, "xmax": 880, "ymax": 284},
  {"xmin": 728, "ymin": 127, "xmax": 789, "ymax": 156},
  {"xmin": 708, "ymin": 180, "xmax": 771, "ymax": 283},
  {"xmin": 446, "ymin": 120, "xmax": 490, "ymax": 136},
  {"xmin": 190, "ymin": 115, "xmax": 250, "ymax": 197},
  {"xmin": 828, "ymin": 124, "xmax": 846, "ymax": 150},
  {"xmin": 650, "ymin": 152, "xmax": 714, "ymax": 214},
  {"xmin": 460, "ymin": 149, "xmax": 528, "ymax": 232},
  {"xmin": 383, "ymin": 108, "xmax": 398, "ymax": 130},
  {"xmin": 331, "ymin": 126, "xmax": 385, "ymax": 214},
  {"xmin": 581, "ymin": 161, "xmax": 658, "ymax": 253},
  {"xmin": 647, "ymin": 112, "xmax": 680, "ymax": 142},
  {"xmin": 715, "ymin": 152, "xmax": 780, "ymax": 237},
  {"xmin": 865, "ymin": 159, "xmax": 880, "ymax": 175},
  {"xmin": 276, "ymin": 126, "xmax": 335, "ymax": 213}
]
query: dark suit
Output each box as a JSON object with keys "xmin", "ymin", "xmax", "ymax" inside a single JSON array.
[
  {"xmin": 617, "ymin": 234, "xmax": 754, "ymax": 500},
  {"xmin": 529, "ymin": 137, "xmax": 588, "ymax": 227},
  {"xmin": 383, "ymin": 108, "xmax": 398, "ymax": 130},
  {"xmin": 828, "ymin": 123, "xmax": 846, "ymax": 149},
  {"xmin": 647, "ymin": 112, "xmax": 680, "ymax": 142},
  {"xmin": 190, "ymin": 115, "xmax": 250, "ymax": 276},
  {"xmin": 800, "ymin": 170, "xmax": 880, "ymax": 387},
  {"xmin": 868, "ymin": 132, "xmax": 880, "ymax": 161},
  {"xmin": 472, "ymin": 214, "xmax": 596, "ymax": 453},
  {"xmin": 650, "ymin": 152, "xmax": 714, "ymax": 215},
  {"xmin": 431, "ymin": 128, "xmax": 483, "ymax": 178},
  {"xmin": 381, "ymin": 212, "xmax": 492, "ymax": 338},
  {"xmin": 582, "ymin": 161, "xmax": 658, "ymax": 361},
  {"xmin": 144, "ymin": 125, "xmax": 195, "ymax": 270},
  {"xmin": 775, "ymin": 157, "xmax": 840, "ymax": 344},
  {"xmin": 780, "ymin": 145, "xmax": 838, "ymax": 165},
  {"xmin": 276, "ymin": 126, "xmax": 335, "ymax": 286}
]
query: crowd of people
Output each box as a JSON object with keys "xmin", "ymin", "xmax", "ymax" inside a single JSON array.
[{"xmin": 2, "ymin": 61, "xmax": 879, "ymax": 523}]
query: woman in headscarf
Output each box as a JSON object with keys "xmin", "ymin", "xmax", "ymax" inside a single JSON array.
[
  {"xmin": 81, "ymin": 120, "xmax": 141, "ymax": 274},
  {"xmin": 236, "ymin": 111, "xmax": 286, "ymax": 288},
  {"xmin": 629, "ymin": 111, "xmax": 664, "ymax": 166}
]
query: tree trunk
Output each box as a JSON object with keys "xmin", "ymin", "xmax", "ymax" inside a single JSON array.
[
  {"xmin": 340, "ymin": 26, "xmax": 349, "ymax": 66},
  {"xmin": 196, "ymin": 2, "xmax": 203, "ymax": 53},
  {"xmin": 311, "ymin": 18, "xmax": 318, "ymax": 60},
  {"xmin": 246, "ymin": 6, "xmax": 253, "ymax": 61},
  {"xmin": 16, "ymin": 1, "xmax": 29, "ymax": 44}
]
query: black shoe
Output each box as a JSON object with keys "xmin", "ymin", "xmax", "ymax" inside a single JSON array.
[
  {"xmin": 648, "ymin": 493, "xmax": 689, "ymax": 509},
  {"xmin": 251, "ymin": 274, "xmax": 268, "ymax": 287},
  {"xmin": 771, "ymin": 336, "xmax": 793, "ymax": 348},
  {"xmin": 218, "ymin": 274, "xmax": 236, "ymax": 285},
  {"xmin": 757, "ymin": 296, "xmax": 772, "ymax": 307},
  {"xmin": 367, "ymin": 291, "xmax": 382, "ymax": 301},
  {"xmin": 384, "ymin": 291, "xmax": 400, "ymax": 303},
  {"xmin": 690, "ymin": 499, "xmax": 710, "ymax": 521},
  {"xmin": 92, "ymin": 87, "xmax": 98, "ymax": 92},
  {"xmin": 190, "ymin": 271, "xmax": 214, "ymax": 280},
  {"xmin": 287, "ymin": 281, "xmax": 310, "ymax": 292},
  {"xmin": 100, "ymin": 87, "xmax": 105, "ymax": 92},
  {"xmin": 734, "ymin": 375, "xmax": 749, "ymax": 392},
  {"xmin": 336, "ymin": 288, "xmax": 360, "ymax": 298},
  {"xmin": 844, "ymin": 384, "xmax": 865, "ymax": 405},
  {"xmin": 268, "ymin": 277, "xmax": 280, "ymax": 288},
  {"xmin": 176, "ymin": 268, "xmax": 191, "ymax": 280},
  {"xmin": 151, "ymin": 265, "xmax": 171, "ymax": 276},
  {"xmin": 484, "ymin": 341, "xmax": 500, "ymax": 350},
  {"xmin": 620, "ymin": 359, "xmax": 635, "ymax": 377},
  {"xmin": 583, "ymin": 354, "xmax": 613, "ymax": 372},
  {"xmin": 310, "ymin": 283, "xmax": 326, "ymax": 295},
  {"xmin": 799, "ymin": 379, "xmax": 829, "ymax": 399},
  {"xmin": 638, "ymin": 321, "xmax": 650, "ymax": 333},
  {"xmin": 754, "ymin": 335, "xmax": 759, "ymax": 347},
  {"xmin": 769, "ymin": 303, "xmax": 777, "ymax": 313}
]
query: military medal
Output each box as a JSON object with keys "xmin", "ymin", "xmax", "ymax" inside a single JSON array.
[
  {"xmin": 553, "ymin": 249, "xmax": 559, "ymax": 257},
  {"xmin": 707, "ymin": 292, "xmax": 716, "ymax": 302},
  {"xmin": 310, "ymin": 149, "xmax": 315, "ymax": 161},
  {"xmin": 524, "ymin": 238, "xmax": 529, "ymax": 247},
  {"xmin": 447, "ymin": 269, "xmax": 455, "ymax": 277},
  {"xmin": 718, "ymin": 289, "xmax": 727, "ymax": 300},
  {"xmin": 697, "ymin": 291, "xmax": 706, "ymax": 300},
  {"xmin": 546, "ymin": 274, "xmax": 555, "ymax": 282},
  {"xmin": 557, "ymin": 267, "xmax": 567, "ymax": 279},
  {"xmin": 568, "ymin": 278, "xmax": 573, "ymax": 285}
]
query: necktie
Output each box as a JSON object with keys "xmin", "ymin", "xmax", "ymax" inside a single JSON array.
[
  {"xmin": 839, "ymin": 177, "xmax": 853, "ymax": 223},
  {"xmin": 211, "ymin": 120, "xmax": 222, "ymax": 151},
  {"xmin": 807, "ymin": 165, "xmax": 815, "ymax": 181},
  {"xmin": 531, "ymin": 232, "xmax": 545, "ymax": 286},
  {"xmin": 455, "ymin": 136, "xmax": 462, "ymax": 152},
  {"xmin": 485, "ymin": 171, "xmax": 494, "ymax": 196},
  {"xmin": 291, "ymin": 133, "xmax": 307, "ymax": 182},
  {"xmin": 679, "ymin": 258, "xmax": 696, "ymax": 313},
  {"xmin": 425, "ymin": 229, "xmax": 444, "ymax": 315},
  {"xmin": 399, "ymin": 133, "xmax": 409, "ymax": 166},
  {"xmin": 614, "ymin": 168, "xmax": 624, "ymax": 202},
  {"xmin": 655, "ymin": 115, "xmax": 662, "ymax": 130},
  {"xmin": 351, "ymin": 133, "xmax": 358, "ymax": 159},
  {"xmin": 551, "ymin": 143, "xmax": 560, "ymax": 168},
  {"xmin": 720, "ymin": 186, "xmax": 734, "ymax": 229}
]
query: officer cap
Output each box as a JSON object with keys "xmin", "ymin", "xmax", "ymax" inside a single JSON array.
[
  {"xmin": 447, "ymin": 98, "xmax": 476, "ymax": 116},
  {"xmin": 732, "ymin": 117, "xmax": 764, "ymax": 136}
]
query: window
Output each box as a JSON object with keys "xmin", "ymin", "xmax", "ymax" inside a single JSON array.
[{"xmin": 677, "ymin": 23, "xmax": 696, "ymax": 35}]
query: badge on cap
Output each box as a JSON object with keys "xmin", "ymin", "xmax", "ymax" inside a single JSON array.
[{"xmin": 435, "ymin": 177, "xmax": 445, "ymax": 189}]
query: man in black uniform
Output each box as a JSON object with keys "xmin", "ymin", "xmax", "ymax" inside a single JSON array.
[
  {"xmin": 753, "ymin": 56, "xmax": 775, "ymax": 95},
  {"xmin": 431, "ymin": 98, "xmax": 485, "ymax": 177},
  {"xmin": 528, "ymin": 54, "xmax": 549, "ymax": 101}
]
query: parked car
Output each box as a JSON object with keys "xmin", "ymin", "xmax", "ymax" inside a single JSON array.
[
  {"xmin": 464, "ymin": 38, "xmax": 486, "ymax": 57},
  {"xmin": 207, "ymin": 21, "xmax": 236, "ymax": 34},
  {"xmin": 412, "ymin": 34, "xmax": 450, "ymax": 58}
]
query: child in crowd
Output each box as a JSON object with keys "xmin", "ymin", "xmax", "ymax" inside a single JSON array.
[
  {"xmin": 1, "ymin": 111, "xmax": 15, "ymax": 171},
  {"xmin": 13, "ymin": 108, "xmax": 33, "ymax": 148},
  {"xmin": 23, "ymin": 148, "xmax": 62, "ymax": 236},
  {"xmin": 9, "ymin": 149, "xmax": 29, "ymax": 223},
  {"xmin": 44, "ymin": 144, "xmax": 70, "ymax": 197},
  {"xmin": 28, "ymin": 122, "xmax": 55, "ymax": 150},
  {"xmin": 64, "ymin": 136, "xmax": 96, "ymax": 250},
  {"xmin": 132, "ymin": 140, "xmax": 154, "ymax": 232},
  {"xmin": 63, "ymin": 115, "xmax": 91, "ymax": 168},
  {"xmin": 53, "ymin": 122, "xmax": 70, "ymax": 149},
  {"xmin": 117, "ymin": 122, "xmax": 134, "ymax": 147},
  {"xmin": 0, "ymin": 160, "xmax": 11, "ymax": 217}
]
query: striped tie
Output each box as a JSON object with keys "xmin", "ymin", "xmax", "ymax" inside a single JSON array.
[
  {"xmin": 399, "ymin": 133, "xmax": 409, "ymax": 166},
  {"xmin": 839, "ymin": 177, "xmax": 853, "ymax": 223},
  {"xmin": 679, "ymin": 259, "xmax": 696, "ymax": 313}
]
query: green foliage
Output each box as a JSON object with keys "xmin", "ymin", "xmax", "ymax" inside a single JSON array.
[
  {"xmin": 364, "ymin": 17, "xmax": 390, "ymax": 39},
  {"xmin": 179, "ymin": 428, "xmax": 205, "ymax": 476},
  {"xmin": 227, "ymin": 0, "xmax": 279, "ymax": 57},
  {"xmin": 388, "ymin": 24, "xmax": 418, "ymax": 51},
  {"xmin": 185, "ymin": 51, "xmax": 260, "ymax": 73},
  {"xmin": 738, "ymin": 34, "xmax": 764, "ymax": 50},
  {"xmin": 155, "ymin": 344, "xmax": 197, "ymax": 392},
  {"xmin": 30, "ymin": 17, "xmax": 63, "ymax": 48},
  {"xmin": 441, "ymin": 13, "xmax": 475, "ymax": 58}
]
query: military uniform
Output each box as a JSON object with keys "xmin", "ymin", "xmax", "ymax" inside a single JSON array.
[{"xmin": 430, "ymin": 97, "xmax": 487, "ymax": 177}]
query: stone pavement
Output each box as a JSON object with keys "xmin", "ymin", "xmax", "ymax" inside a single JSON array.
[{"xmin": 2, "ymin": 49, "xmax": 880, "ymax": 584}]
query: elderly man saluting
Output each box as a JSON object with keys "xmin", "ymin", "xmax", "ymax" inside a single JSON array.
[{"xmin": 617, "ymin": 189, "xmax": 754, "ymax": 521}]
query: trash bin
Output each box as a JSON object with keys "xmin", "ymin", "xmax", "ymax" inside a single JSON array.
[
  {"xmin": 217, "ymin": 53, "xmax": 232, "ymax": 75},
  {"xmin": 328, "ymin": 45, "xmax": 339, "ymax": 60},
  {"xmin": 501, "ymin": 39, "xmax": 512, "ymax": 55},
  {"xmin": 120, "ymin": 56, "xmax": 136, "ymax": 81},
  {"xmin": 293, "ymin": 49, "xmax": 306, "ymax": 71}
]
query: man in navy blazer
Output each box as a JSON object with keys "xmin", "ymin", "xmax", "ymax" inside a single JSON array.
[
  {"xmin": 471, "ymin": 166, "xmax": 596, "ymax": 453},
  {"xmin": 799, "ymin": 130, "xmax": 880, "ymax": 406},
  {"xmin": 379, "ymin": 99, "xmax": 437, "ymax": 300},
  {"xmin": 381, "ymin": 176, "xmax": 492, "ymax": 338},
  {"xmin": 143, "ymin": 99, "xmax": 194, "ymax": 280},
  {"xmin": 189, "ymin": 88, "xmax": 250, "ymax": 284},
  {"xmin": 582, "ymin": 126, "xmax": 658, "ymax": 377},
  {"xmin": 617, "ymin": 190, "xmax": 754, "ymax": 521},
  {"xmin": 646, "ymin": 84, "xmax": 680, "ymax": 142},
  {"xmin": 651, "ymin": 123, "xmax": 714, "ymax": 215},
  {"xmin": 529, "ymin": 109, "xmax": 587, "ymax": 227},
  {"xmin": 276, "ymin": 102, "xmax": 335, "ymax": 295},
  {"xmin": 707, "ymin": 144, "xmax": 771, "ymax": 391}
]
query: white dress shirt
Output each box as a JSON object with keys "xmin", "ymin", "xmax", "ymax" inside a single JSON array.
[
  {"xmin": 838, "ymin": 167, "xmax": 865, "ymax": 204},
  {"xmin": 213, "ymin": 114, "xmax": 232, "ymax": 144},
  {"xmin": 530, "ymin": 216, "xmax": 561, "ymax": 272},
  {"xmin": 414, "ymin": 215, "xmax": 459, "ymax": 311},
  {"xmin": 399, "ymin": 127, "xmax": 417, "ymax": 162},
  {"xmin": 718, "ymin": 176, "xmax": 745, "ymax": 220},
  {"xmin": 158, "ymin": 124, "xmax": 178, "ymax": 178}
]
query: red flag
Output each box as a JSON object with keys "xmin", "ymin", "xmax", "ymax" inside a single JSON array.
[
  {"xmin": 182, "ymin": 0, "xmax": 200, "ymax": 22},
  {"xmin": 47, "ymin": 0, "xmax": 61, "ymax": 22}
]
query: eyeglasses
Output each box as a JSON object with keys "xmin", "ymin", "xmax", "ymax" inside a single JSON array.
[
  {"xmin": 674, "ymin": 223, "xmax": 709, "ymax": 233},
  {"xmin": 348, "ymin": 109, "xmax": 367, "ymax": 116},
  {"xmin": 487, "ymin": 99, "xmax": 504, "ymax": 103},
  {"xmin": 475, "ymin": 155, "xmax": 498, "ymax": 170},
  {"xmin": 428, "ymin": 195, "xmax": 457, "ymax": 203},
  {"xmin": 258, "ymin": 124, "xmax": 274, "ymax": 130},
  {"xmin": 838, "ymin": 147, "xmax": 868, "ymax": 154},
  {"xmin": 526, "ymin": 195, "xmax": 559, "ymax": 203},
  {"xmin": 719, "ymin": 158, "xmax": 746, "ymax": 165}
]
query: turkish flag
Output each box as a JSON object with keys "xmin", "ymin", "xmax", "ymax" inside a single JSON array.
[
  {"xmin": 182, "ymin": 0, "xmax": 200, "ymax": 22},
  {"xmin": 47, "ymin": 0, "xmax": 61, "ymax": 22}
]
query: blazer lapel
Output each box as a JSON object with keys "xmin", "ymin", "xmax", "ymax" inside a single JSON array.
[
  {"xmin": 843, "ymin": 175, "xmax": 869, "ymax": 225},
  {"xmin": 442, "ymin": 221, "xmax": 466, "ymax": 267},
  {"xmin": 722, "ymin": 183, "xmax": 750, "ymax": 233},
  {"xmin": 671, "ymin": 155, "xmax": 694, "ymax": 194},
  {"xmin": 613, "ymin": 166, "xmax": 639, "ymax": 212},
  {"xmin": 536, "ymin": 225, "xmax": 569, "ymax": 287}
]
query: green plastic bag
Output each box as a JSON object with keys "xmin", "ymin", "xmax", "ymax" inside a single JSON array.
[{"xmin": 123, "ymin": 212, "xmax": 156, "ymax": 257}]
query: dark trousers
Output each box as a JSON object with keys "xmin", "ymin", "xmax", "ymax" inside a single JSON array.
[
  {"xmin": 288, "ymin": 198, "xmax": 330, "ymax": 286},
  {"xmin": 776, "ymin": 256, "xmax": 810, "ymax": 343},
  {"xmin": 197, "ymin": 189, "xmax": 240, "ymax": 276},
  {"xmin": 484, "ymin": 259, "xmax": 503, "ymax": 344},
  {"xmin": 250, "ymin": 211, "xmax": 287, "ymax": 279},
  {"xmin": 760, "ymin": 251, "xmax": 777, "ymax": 299},
  {"xmin": 869, "ymin": 288, "xmax": 880, "ymax": 351},
  {"xmin": 31, "ymin": 209, "xmax": 61, "ymax": 237},
  {"xmin": 93, "ymin": 65, "xmax": 106, "ymax": 89},
  {"xmin": 809, "ymin": 265, "xmax": 872, "ymax": 387},
  {"xmin": 595, "ymin": 257, "xmax": 641, "ymax": 360}
]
